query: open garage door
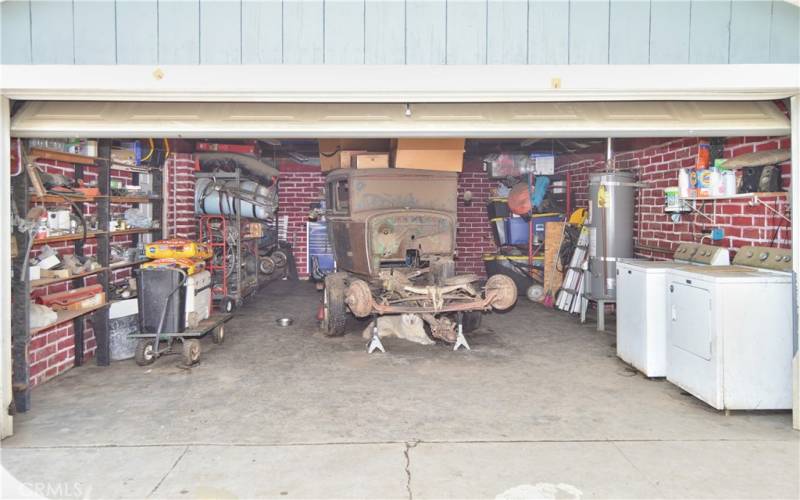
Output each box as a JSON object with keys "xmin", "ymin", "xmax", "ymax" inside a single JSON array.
[{"xmin": 10, "ymin": 100, "xmax": 790, "ymax": 139}]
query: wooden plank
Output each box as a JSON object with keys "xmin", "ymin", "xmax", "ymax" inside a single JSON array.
[
  {"xmin": 29, "ymin": 148, "xmax": 97, "ymax": 165},
  {"xmin": 364, "ymin": 0, "xmax": 405, "ymax": 64},
  {"xmin": 569, "ymin": 0, "xmax": 610, "ymax": 64},
  {"xmin": 609, "ymin": 0, "xmax": 650, "ymax": 64},
  {"xmin": 406, "ymin": 0, "xmax": 446, "ymax": 64},
  {"xmin": 242, "ymin": 0, "xmax": 282, "ymax": 64},
  {"xmin": 487, "ymin": 0, "xmax": 527, "ymax": 64},
  {"xmin": 158, "ymin": 0, "xmax": 200, "ymax": 64},
  {"xmin": 446, "ymin": 0, "xmax": 488, "ymax": 64},
  {"xmin": 770, "ymin": 0, "xmax": 800, "ymax": 63},
  {"xmin": 110, "ymin": 196, "xmax": 162, "ymax": 204},
  {"xmin": 689, "ymin": 0, "xmax": 731, "ymax": 64},
  {"xmin": 110, "ymin": 259, "xmax": 149, "ymax": 270},
  {"xmin": 283, "ymin": 0, "xmax": 324, "ymax": 63},
  {"xmin": 1, "ymin": 0, "xmax": 32, "ymax": 64},
  {"xmin": 325, "ymin": 0, "xmax": 365, "ymax": 64},
  {"xmin": 116, "ymin": 0, "xmax": 158, "ymax": 64},
  {"xmin": 728, "ymin": 0, "xmax": 771, "ymax": 63},
  {"xmin": 528, "ymin": 0, "xmax": 569, "ymax": 64},
  {"xmin": 32, "ymin": 232, "xmax": 106, "ymax": 245},
  {"xmin": 30, "ymin": 0, "xmax": 73, "ymax": 63},
  {"xmin": 31, "ymin": 267, "xmax": 108, "ymax": 290},
  {"xmin": 543, "ymin": 222, "xmax": 566, "ymax": 303},
  {"xmin": 200, "ymin": 0, "xmax": 242, "ymax": 64},
  {"xmin": 649, "ymin": 0, "xmax": 691, "ymax": 63},
  {"xmin": 74, "ymin": 0, "xmax": 116, "ymax": 64}
]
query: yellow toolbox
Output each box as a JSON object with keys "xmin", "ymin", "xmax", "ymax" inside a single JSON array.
[
  {"xmin": 141, "ymin": 258, "xmax": 207, "ymax": 276},
  {"xmin": 144, "ymin": 239, "xmax": 212, "ymax": 260}
]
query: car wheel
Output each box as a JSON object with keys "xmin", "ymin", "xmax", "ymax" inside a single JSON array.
[{"xmin": 322, "ymin": 274, "xmax": 348, "ymax": 337}]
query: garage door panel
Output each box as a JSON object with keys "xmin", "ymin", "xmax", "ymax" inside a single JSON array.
[{"xmin": 10, "ymin": 100, "xmax": 790, "ymax": 138}]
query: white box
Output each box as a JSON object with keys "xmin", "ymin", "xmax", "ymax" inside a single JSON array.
[{"xmin": 185, "ymin": 271, "xmax": 211, "ymax": 329}]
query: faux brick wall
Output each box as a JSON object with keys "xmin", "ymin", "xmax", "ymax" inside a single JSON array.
[
  {"xmin": 456, "ymin": 160, "xmax": 497, "ymax": 276},
  {"xmin": 557, "ymin": 136, "xmax": 792, "ymax": 259},
  {"xmin": 166, "ymin": 154, "xmax": 197, "ymax": 240},
  {"xmin": 276, "ymin": 162, "xmax": 326, "ymax": 278}
]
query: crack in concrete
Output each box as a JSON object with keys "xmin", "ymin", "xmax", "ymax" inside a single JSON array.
[
  {"xmin": 147, "ymin": 445, "xmax": 189, "ymax": 498},
  {"xmin": 403, "ymin": 440, "xmax": 419, "ymax": 500}
]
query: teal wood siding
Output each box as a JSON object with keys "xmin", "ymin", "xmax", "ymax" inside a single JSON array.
[{"xmin": 2, "ymin": 0, "xmax": 798, "ymax": 65}]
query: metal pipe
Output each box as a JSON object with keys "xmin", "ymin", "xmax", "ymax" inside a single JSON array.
[{"xmin": 606, "ymin": 137, "xmax": 614, "ymax": 171}]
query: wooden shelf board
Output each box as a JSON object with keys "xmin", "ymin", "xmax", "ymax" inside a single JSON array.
[
  {"xmin": 680, "ymin": 192, "xmax": 788, "ymax": 201},
  {"xmin": 110, "ymin": 228, "xmax": 160, "ymax": 236},
  {"xmin": 110, "ymin": 259, "xmax": 149, "ymax": 270},
  {"xmin": 30, "ymin": 194, "xmax": 103, "ymax": 204},
  {"xmin": 30, "ymin": 302, "xmax": 108, "ymax": 335},
  {"xmin": 30, "ymin": 267, "xmax": 108, "ymax": 289},
  {"xmin": 110, "ymin": 196, "xmax": 162, "ymax": 204},
  {"xmin": 30, "ymin": 148, "xmax": 97, "ymax": 166},
  {"xmin": 32, "ymin": 231, "xmax": 107, "ymax": 245}
]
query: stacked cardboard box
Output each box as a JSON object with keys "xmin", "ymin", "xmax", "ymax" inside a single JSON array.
[{"xmin": 318, "ymin": 138, "xmax": 465, "ymax": 173}]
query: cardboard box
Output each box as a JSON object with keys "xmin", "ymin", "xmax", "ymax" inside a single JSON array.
[
  {"xmin": 351, "ymin": 153, "xmax": 390, "ymax": 169},
  {"xmin": 318, "ymin": 139, "xmax": 391, "ymax": 172},
  {"xmin": 391, "ymin": 139, "xmax": 465, "ymax": 172},
  {"xmin": 66, "ymin": 292, "xmax": 106, "ymax": 311}
]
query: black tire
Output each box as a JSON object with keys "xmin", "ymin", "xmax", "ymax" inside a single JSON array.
[
  {"xmin": 212, "ymin": 325, "xmax": 225, "ymax": 345},
  {"xmin": 220, "ymin": 296, "xmax": 235, "ymax": 314},
  {"xmin": 182, "ymin": 339, "xmax": 201, "ymax": 365},
  {"xmin": 461, "ymin": 311, "xmax": 483, "ymax": 333},
  {"xmin": 321, "ymin": 274, "xmax": 348, "ymax": 337},
  {"xmin": 134, "ymin": 339, "xmax": 157, "ymax": 366}
]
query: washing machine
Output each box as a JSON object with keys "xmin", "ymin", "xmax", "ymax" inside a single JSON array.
[
  {"xmin": 617, "ymin": 243, "xmax": 730, "ymax": 377},
  {"xmin": 665, "ymin": 246, "xmax": 792, "ymax": 410}
]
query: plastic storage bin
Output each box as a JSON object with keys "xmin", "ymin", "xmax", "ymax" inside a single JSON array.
[
  {"xmin": 504, "ymin": 214, "xmax": 563, "ymax": 245},
  {"xmin": 505, "ymin": 217, "xmax": 530, "ymax": 245}
]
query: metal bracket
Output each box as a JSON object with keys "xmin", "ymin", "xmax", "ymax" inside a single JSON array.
[
  {"xmin": 751, "ymin": 195, "xmax": 791, "ymax": 224},
  {"xmin": 453, "ymin": 320, "xmax": 470, "ymax": 351},
  {"xmin": 367, "ymin": 321, "xmax": 385, "ymax": 354}
]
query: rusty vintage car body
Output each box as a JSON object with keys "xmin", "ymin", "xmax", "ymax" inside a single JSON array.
[{"xmin": 320, "ymin": 168, "xmax": 517, "ymax": 342}]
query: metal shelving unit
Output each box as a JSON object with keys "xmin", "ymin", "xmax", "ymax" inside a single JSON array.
[
  {"xmin": 10, "ymin": 140, "xmax": 165, "ymax": 413},
  {"xmin": 196, "ymin": 170, "xmax": 261, "ymax": 310}
]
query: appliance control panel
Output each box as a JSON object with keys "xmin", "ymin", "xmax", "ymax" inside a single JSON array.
[
  {"xmin": 733, "ymin": 245, "xmax": 792, "ymax": 272},
  {"xmin": 673, "ymin": 243, "xmax": 700, "ymax": 261},
  {"xmin": 674, "ymin": 243, "xmax": 730, "ymax": 265}
]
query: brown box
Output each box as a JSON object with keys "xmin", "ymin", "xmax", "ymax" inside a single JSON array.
[
  {"xmin": 66, "ymin": 292, "xmax": 106, "ymax": 311},
  {"xmin": 319, "ymin": 139, "xmax": 391, "ymax": 172},
  {"xmin": 351, "ymin": 153, "xmax": 390, "ymax": 169},
  {"xmin": 391, "ymin": 138, "xmax": 465, "ymax": 172}
]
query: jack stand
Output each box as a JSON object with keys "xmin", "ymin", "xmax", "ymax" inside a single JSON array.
[
  {"xmin": 453, "ymin": 313, "xmax": 470, "ymax": 351},
  {"xmin": 367, "ymin": 317, "xmax": 385, "ymax": 354}
]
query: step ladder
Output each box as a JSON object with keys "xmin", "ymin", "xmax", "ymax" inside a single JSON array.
[{"xmin": 556, "ymin": 227, "xmax": 589, "ymax": 313}]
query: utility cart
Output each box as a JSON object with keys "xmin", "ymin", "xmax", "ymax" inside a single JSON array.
[
  {"xmin": 132, "ymin": 265, "xmax": 230, "ymax": 366},
  {"xmin": 131, "ymin": 313, "xmax": 232, "ymax": 366}
]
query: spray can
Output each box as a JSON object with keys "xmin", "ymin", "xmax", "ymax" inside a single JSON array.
[
  {"xmin": 678, "ymin": 168, "xmax": 690, "ymax": 198},
  {"xmin": 722, "ymin": 170, "xmax": 736, "ymax": 196}
]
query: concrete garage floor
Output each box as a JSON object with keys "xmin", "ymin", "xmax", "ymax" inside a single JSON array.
[{"xmin": 2, "ymin": 280, "xmax": 798, "ymax": 499}]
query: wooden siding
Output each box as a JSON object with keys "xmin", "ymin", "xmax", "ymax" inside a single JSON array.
[{"xmin": 2, "ymin": 0, "xmax": 798, "ymax": 65}]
